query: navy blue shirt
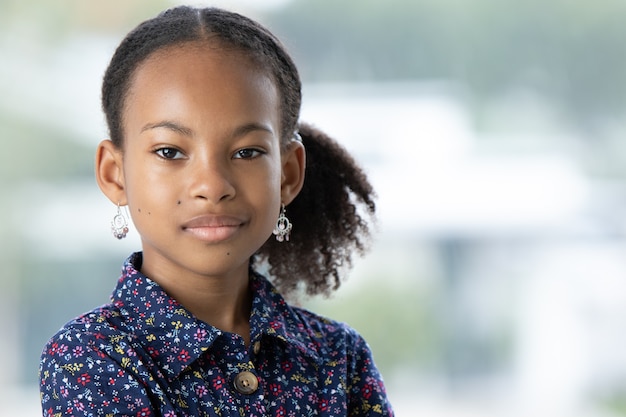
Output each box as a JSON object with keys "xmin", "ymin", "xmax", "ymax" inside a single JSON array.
[{"xmin": 40, "ymin": 253, "xmax": 394, "ymax": 416}]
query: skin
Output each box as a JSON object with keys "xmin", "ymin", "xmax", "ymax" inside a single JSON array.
[{"xmin": 95, "ymin": 41, "xmax": 305, "ymax": 345}]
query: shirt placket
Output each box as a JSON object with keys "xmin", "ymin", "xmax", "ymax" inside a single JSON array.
[{"xmin": 203, "ymin": 334, "xmax": 267, "ymax": 416}]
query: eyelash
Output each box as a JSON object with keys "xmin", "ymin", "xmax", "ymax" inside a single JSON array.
[
  {"xmin": 153, "ymin": 147, "xmax": 265, "ymax": 160},
  {"xmin": 233, "ymin": 148, "xmax": 265, "ymax": 159},
  {"xmin": 154, "ymin": 147, "xmax": 185, "ymax": 160}
]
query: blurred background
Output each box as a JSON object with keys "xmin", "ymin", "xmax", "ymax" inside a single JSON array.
[{"xmin": 2, "ymin": 0, "xmax": 626, "ymax": 415}]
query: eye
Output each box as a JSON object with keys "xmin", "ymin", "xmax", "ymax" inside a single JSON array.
[
  {"xmin": 233, "ymin": 148, "xmax": 265, "ymax": 159},
  {"xmin": 155, "ymin": 147, "xmax": 185, "ymax": 160}
]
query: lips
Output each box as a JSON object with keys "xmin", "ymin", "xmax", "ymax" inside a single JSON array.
[
  {"xmin": 181, "ymin": 215, "xmax": 245, "ymax": 242},
  {"xmin": 182, "ymin": 215, "xmax": 245, "ymax": 229}
]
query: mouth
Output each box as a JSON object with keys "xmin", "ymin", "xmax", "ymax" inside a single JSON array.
[{"xmin": 181, "ymin": 215, "xmax": 245, "ymax": 243}]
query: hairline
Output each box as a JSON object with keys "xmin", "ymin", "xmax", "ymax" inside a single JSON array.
[{"xmin": 115, "ymin": 38, "xmax": 289, "ymax": 151}]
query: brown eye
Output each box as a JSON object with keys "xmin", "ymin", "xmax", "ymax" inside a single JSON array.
[
  {"xmin": 155, "ymin": 147, "xmax": 184, "ymax": 160},
  {"xmin": 233, "ymin": 148, "xmax": 264, "ymax": 159}
]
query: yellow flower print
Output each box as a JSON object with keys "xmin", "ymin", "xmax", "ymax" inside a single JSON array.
[
  {"xmin": 59, "ymin": 363, "xmax": 83, "ymax": 376},
  {"xmin": 121, "ymin": 357, "xmax": 131, "ymax": 368}
]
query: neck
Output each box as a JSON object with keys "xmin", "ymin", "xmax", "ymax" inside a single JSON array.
[{"xmin": 140, "ymin": 257, "xmax": 253, "ymax": 346}]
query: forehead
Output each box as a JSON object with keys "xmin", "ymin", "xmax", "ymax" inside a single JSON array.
[
  {"xmin": 121, "ymin": 40, "xmax": 281, "ymax": 138},
  {"xmin": 130, "ymin": 41, "xmax": 275, "ymax": 98},
  {"xmin": 133, "ymin": 40, "xmax": 271, "ymax": 86}
]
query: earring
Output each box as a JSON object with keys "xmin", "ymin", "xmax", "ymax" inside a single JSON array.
[
  {"xmin": 272, "ymin": 204, "xmax": 292, "ymax": 242},
  {"xmin": 111, "ymin": 203, "xmax": 129, "ymax": 240}
]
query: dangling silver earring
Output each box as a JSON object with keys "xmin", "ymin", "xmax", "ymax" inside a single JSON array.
[
  {"xmin": 272, "ymin": 203, "xmax": 292, "ymax": 242},
  {"xmin": 111, "ymin": 203, "xmax": 129, "ymax": 240}
]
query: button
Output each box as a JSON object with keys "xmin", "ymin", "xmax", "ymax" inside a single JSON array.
[
  {"xmin": 252, "ymin": 341, "xmax": 261, "ymax": 355},
  {"xmin": 233, "ymin": 371, "xmax": 259, "ymax": 395}
]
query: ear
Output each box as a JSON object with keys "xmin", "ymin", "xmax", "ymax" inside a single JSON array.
[
  {"xmin": 280, "ymin": 140, "xmax": 305, "ymax": 205},
  {"xmin": 95, "ymin": 139, "xmax": 127, "ymax": 205}
]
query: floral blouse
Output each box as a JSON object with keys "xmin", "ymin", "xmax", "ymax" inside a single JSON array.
[{"xmin": 39, "ymin": 252, "xmax": 394, "ymax": 416}]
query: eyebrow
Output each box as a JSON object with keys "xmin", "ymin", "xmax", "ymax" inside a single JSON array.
[
  {"xmin": 231, "ymin": 122, "xmax": 274, "ymax": 138},
  {"xmin": 140, "ymin": 120, "xmax": 274, "ymax": 138},
  {"xmin": 141, "ymin": 121, "xmax": 193, "ymax": 136}
]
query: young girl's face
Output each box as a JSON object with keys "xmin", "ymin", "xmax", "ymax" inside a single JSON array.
[{"xmin": 112, "ymin": 42, "xmax": 289, "ymax": 280}]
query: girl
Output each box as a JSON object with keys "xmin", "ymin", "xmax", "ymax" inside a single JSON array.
[{"xmin": 39, "ymin": 6, "xmax": 393, "ymax": 416}]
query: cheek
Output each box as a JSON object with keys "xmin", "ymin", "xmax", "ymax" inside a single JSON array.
[
  {"xmin": 250, "ymin": 155, "xmax": 282, "ymax": 190},
  {"xmin": 123, "ymin": 169, "xmax": 173, "ymax": 218},
  {"xmin": 249, "ymin": 164, "xmax": 282, "ymax": 215}
]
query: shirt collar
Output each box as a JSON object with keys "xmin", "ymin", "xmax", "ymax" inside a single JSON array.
[
  {"xmin": 248, "ymin": 272, "xmax": 323, "ymax": 365},
  {"xmin": 112, "ymin": 253, "xmax": 221, "ymax": 381},
  {"xmin": 112, "ymin": 253, "xmax": 322, "ymax": 381}
]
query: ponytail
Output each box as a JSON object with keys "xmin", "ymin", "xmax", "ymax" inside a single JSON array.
[{"xmin": 256, "ymin": 123, "xmax": 377, "ymax": 297}]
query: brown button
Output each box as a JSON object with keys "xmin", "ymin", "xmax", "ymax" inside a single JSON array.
[
  {"xmin": 233, "ymin": 371, "xmax": 259, "ymax": 395},
  {"xmin": 252, "ymin": 341, "xmax": 261, "ymax": 355}
]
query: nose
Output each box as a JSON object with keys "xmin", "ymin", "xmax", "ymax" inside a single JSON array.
[{"xmin": 188, "ymin": 155, "xmax": 236, "ymax": 203}]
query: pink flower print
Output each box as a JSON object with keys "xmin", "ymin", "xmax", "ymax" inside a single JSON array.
[
  {"xmin": 72, "ymin": 346, "xmax": 84, "ymax": 357},
  {"xmin": 195, "ymin": 385, "xmax": 208, "ymax": 397},
  {"xmin": 194, "ymin": 328, "xmax": 207, "ymax": 342},
  {"xmin": 73, "ymin": 398, "xmax": 85, "ymax": 411},
  {"xmin": 56, "ymin": 344, "xmax": 68, "ymax": 356}
]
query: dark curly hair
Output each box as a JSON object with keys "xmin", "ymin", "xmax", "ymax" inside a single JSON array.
[{"xmin": 101, "ymin": 6, "xmax": 376, "ymax": 297}]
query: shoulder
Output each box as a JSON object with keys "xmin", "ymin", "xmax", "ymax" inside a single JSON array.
[
  {"xmin": 289, "ymin": 306, "xmax": 394, "ymax": 414},
  {"xmin": 39, "ymin": 303, "xmax": 160, "ymax": 415},
  {"xmin": 289, "ymin": 305, "xmax": 372, "ymax": 358},
  {"xmin": 291, "ymin": 306, "xmax": 356, "ymax": 335},
  {"xmin": 41, "ymin": 302, "xmax": 129, "ymax": 361}
]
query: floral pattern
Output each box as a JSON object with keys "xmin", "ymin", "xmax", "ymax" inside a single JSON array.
[{"xmin": 39, "ymin": 252, "xmax": 394, "ymax": 416}]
